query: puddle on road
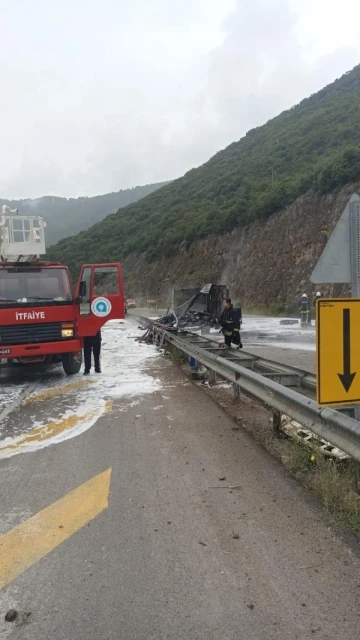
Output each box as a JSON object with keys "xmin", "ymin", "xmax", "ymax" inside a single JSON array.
[{"xmin": 0, "ymin": 321, "xmax": 162, "ymax": 459}]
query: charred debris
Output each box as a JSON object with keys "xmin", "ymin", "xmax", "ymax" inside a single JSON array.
[{"xmin": 140, "ymin": 284, "xmax": 229, "ymax": 333}]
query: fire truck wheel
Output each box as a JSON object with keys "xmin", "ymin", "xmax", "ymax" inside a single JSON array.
[{"xmin": 62, "ymin": 351, "xmax": 82, "ymax": 375}]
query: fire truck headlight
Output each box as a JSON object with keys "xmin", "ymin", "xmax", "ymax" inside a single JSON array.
[{"xmin": 61, "ymin": 324, "xmax": 74, "ymax": 338}]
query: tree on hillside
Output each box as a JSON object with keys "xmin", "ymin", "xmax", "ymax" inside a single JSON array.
[{"xmin": 48, "ymin": 64, "xmax": 360, "ymax": 276}]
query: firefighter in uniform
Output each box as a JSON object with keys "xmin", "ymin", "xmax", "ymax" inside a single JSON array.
[
  {"xmin": 84, "ymin": 330, "xmax": 102, "ymax": 375},
  {"xmin": 219, "ymin": 298, "xmax": 243, "ymax": 348},
  {"xmin": 232, "ymin": 305, "xmax": 242, "ymax": 347},
  {"xmin": 299, "ymin": 293, "xmax": 310, "ymax": 326},
  {"xmin": 313, "ymin": 291, "xmax": 322, "ymax": 307}
]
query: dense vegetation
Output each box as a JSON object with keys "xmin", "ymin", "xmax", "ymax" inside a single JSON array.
[
  {"xmin": 0, "ymin": 182, "xmax": 167, "ymax": 245},
  {"xmin": 49, "ymin": 65, "xmax": 360, "ymax": 274}
]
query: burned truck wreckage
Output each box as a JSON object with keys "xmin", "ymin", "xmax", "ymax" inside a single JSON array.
[
  {"xmin": 137, "ymin": 284, "xmax": 243, "ymax": 349},
  {"xmin": 155, "ymin": 283, "xmax": 241, "ymax": 330},
  {"xmin": 156, "ymin": 284, "xmax": 229, "ymax": 330}
]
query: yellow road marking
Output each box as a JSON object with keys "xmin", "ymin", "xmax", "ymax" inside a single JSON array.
[
  {"xmin": 23, "ymin": 379, "xmax": 94, "ymax": 406},
  {"xmin": 0, "ymin": 400, "xmax": 113, "ymax": 455},
  {"xmin": 0, "ymin": 468, "xmax": 111, "ymax": 591}
]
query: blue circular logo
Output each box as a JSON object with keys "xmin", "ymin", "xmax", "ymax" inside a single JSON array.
[{"xmin": 91, "ymin": 297, "xmax": 112, "ymax": 317}]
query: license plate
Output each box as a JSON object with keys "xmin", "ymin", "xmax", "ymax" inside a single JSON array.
[{"xmin": 0, "ymin": 348, "xmax": 11, "ymax": 355}]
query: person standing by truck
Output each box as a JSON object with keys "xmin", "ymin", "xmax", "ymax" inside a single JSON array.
[
  {"xmin": 219, "ymin": 298, "xmax": 243, "ymax": 348},
  {"xmin": 84, "ymin": 330, "xmax": 102, "ymax": 375},
  {"xmin": 232, "ymin": 305, "xmax": 243, "ymax": 347}
]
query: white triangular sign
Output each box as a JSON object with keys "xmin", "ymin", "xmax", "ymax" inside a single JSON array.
[{"xmin": 310, "ymin": 194, "xmax": 360, "ymax": 284}]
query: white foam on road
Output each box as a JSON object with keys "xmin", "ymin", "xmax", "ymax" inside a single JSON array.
[
  {"xmin": 0, "ymin": 321, "xmax": 161, "ymax": 458},
  {"xmin": 242, "ymin": 315, "xmax": 315, "ymax": 336},
  {"xmin": 208, "ymin": 315, "xmax": 316, "ymax": 351},
  {"xmin": 0, "ymin": 376, "xmax": 30, "ymax": 412},
  {"xmin": 0, "ymin": 399, "xmax": 110, "ymax": 458},
  {"xmin": 80, "ymin": 319, "xmax": 161, "ymax": 398}
]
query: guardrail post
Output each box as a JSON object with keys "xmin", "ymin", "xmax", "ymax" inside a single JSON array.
[
  {"xmin": 272, "ymin": 410, "xmax": 282, "ymax": 436},
  {"xmin": 233, "ymin": 383, "xmax": 240, "ymax": 402},
  {"xmin": 207, "ymin": 369, "xmax": 217, "ymax": 384},
  {"xmin": 233, "ymin": 372, "xmax": 240, "ymax": 403}
]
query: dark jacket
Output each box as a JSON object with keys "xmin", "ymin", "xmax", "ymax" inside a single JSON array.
[
  {"xmin": 84, "ymin": 330, "xmax": 101, "ymax": 346},
  {"xmin": 299, "ymin": 298, "xmax": 310, "ymax": 312},
  {"xmin": 232, "ymin": 306, "xmax": 242, "ymax": 329},
  {"xmin": 220, "ymin": 305, "xmax": 237, "ymax": 335}
]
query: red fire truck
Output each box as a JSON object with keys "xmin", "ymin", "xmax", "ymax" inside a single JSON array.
[{"xmin": 0, "ymin": 207, "xmax": 124, "ymax": 374}]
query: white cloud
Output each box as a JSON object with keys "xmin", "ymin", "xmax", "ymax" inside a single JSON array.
[{"xmin": 0, "ymin": 0, "xmax": 359, "ymax": 199}]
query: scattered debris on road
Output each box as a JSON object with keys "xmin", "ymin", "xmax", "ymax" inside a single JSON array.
[{"xmin": 5, "ymin": 609, "xmax": 18, "ymax": 622}]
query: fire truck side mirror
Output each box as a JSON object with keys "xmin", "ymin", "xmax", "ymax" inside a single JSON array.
[{"xmin": 79, "ymin": 280, "xmax": 87, "ymax": 298}]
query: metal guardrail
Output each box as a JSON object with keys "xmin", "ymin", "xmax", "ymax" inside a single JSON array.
[
  {"xmin": 162, "ymin": 330, "xmax": 360, "ymax": 463},
  {"xmin": 137, "ymin": 313, "xmax": 314, "ymax": 384},
  {"xmin": 172, "ymin": 332, "xmax": 354, "ymax": 417},
  {"xmin": 137, "ymin": 314, "xmax": 318, "ymax": 399},
  {"xmin": 175, "ymin": 332, "xmax": 317, "ymax": 394}
]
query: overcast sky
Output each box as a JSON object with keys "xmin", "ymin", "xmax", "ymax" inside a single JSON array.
[{"xmin": 1, "ymin": 0, "xmax": 360, "ymax": 199}]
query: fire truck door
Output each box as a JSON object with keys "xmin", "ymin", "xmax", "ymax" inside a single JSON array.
[{"xmin": 76, "ymin": 263, "xmax": 125, "ymax": 337}]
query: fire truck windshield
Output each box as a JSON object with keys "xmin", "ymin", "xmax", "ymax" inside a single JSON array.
[{"xmin": 0, "ymin": 268, "xmax": 73, "ymax": 305}]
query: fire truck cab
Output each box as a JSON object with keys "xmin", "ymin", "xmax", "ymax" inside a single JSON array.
[{"xmin": 0, "ymin": 208, "xmax": 125, "ymax": 375}]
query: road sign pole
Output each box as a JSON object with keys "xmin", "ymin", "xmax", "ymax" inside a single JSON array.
[
  {"xmin": 349, "ymin": 198, "xmax": 360, "ymax": 490},
  {"xmin": 312, "ymin": 193, "xmax": 360, "ymax": 487}
]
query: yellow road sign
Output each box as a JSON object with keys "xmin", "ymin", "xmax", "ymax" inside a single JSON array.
[{"xmin": 317, "ymin": 298, "xmax": 360, "ymax": 406}]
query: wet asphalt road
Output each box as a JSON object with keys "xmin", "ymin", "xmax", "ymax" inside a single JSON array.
[
  {"xmin": 240, "ymin": 315, "xmax": 316, "ymax": 372},
  {"xmin": 0, "ymin": 321, "xmax": 360, "ymax": 639},
  {"xmin": 243, "ymin": 344, "xmax": 316, "ymax": 373}
]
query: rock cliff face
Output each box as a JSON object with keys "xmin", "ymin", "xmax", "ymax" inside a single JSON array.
[{"xmin": 123, "ymin": 184, "xmax": 357, "ymax": 309}]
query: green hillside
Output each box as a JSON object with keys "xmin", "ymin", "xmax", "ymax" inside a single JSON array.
[
  {"xmin": 1, "ymin": 182, "xmax": 167, "ymax": 246},
  {"xmin": 48, "ymin": 64, "xmax": 360, "ymax": 274}
]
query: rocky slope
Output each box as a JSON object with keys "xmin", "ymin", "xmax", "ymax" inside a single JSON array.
[
  {"xmin": 123, "ymin": 183, "xmax": 355, "ymax": 309},
  {"xmin": 48, "ymin": 65, "xmax": 360, "ymax": 306}
]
